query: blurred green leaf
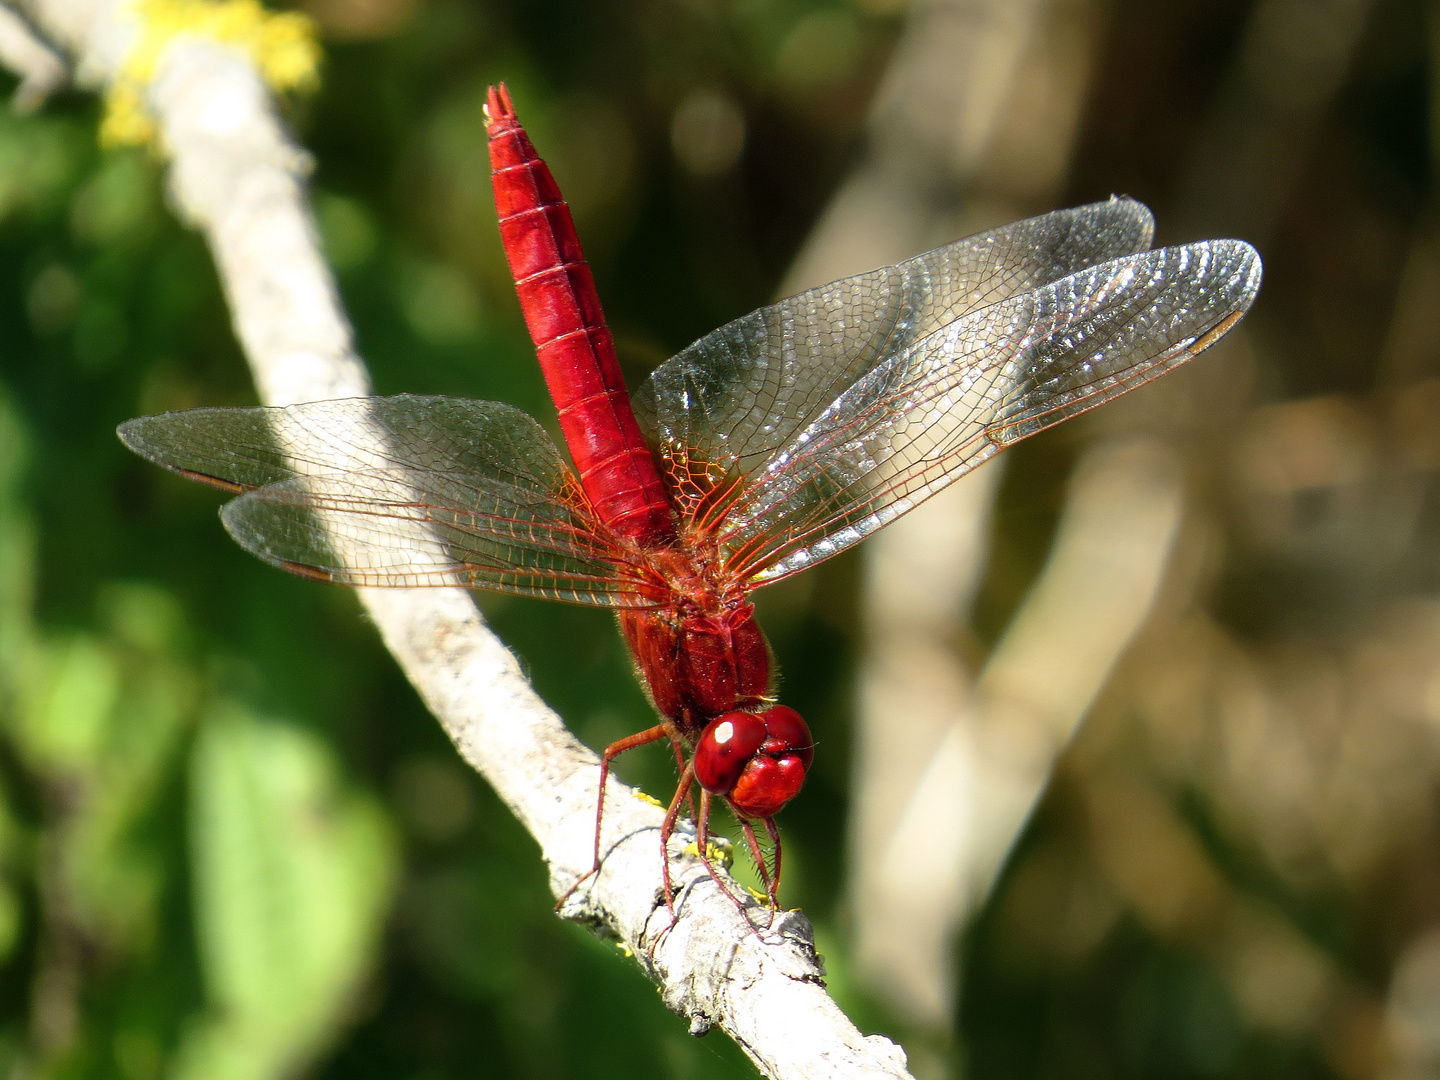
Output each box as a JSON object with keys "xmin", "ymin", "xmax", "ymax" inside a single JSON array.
[
  {"xmin": 0, "ymin": 387, "xmax": 34, "ymax": 675},
  {"xmin": 174, "ymin": 704, "xmax": 398, "ymax": 1080},
  {"xmin": 68, "ymin": 149, "xmax": 159, "ymax": 247},
  {"xmin": 316, "ymin": 192, "xmax": 378, "ymax": 272},
  {"xmin": 0, "ymin": 109, "xmax": 86, "ymax": 224},
  {"xmin": 15, "ymin": 634, "xmax": 120, "ymax": 772},
  {"xmin": 0, "ymin": 879, "xmax": 21, "ymax": 963}
]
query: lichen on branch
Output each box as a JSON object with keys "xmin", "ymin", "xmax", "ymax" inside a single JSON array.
[{"xmin": 101, "ymin": 0, "xmax": 319, "ymax": 149}]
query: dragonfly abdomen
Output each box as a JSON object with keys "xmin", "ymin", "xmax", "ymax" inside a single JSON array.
[{"xmin": 485, "ymin": 85, "xmax": 675, "ymax": 546}]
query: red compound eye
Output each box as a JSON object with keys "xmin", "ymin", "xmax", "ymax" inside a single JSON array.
[
  {"xmin": 759, "ymin": 705, "xmax": 813, "ymax": 773},
  {"xmin": 693, "ymin": 706, "xmax": 814, "ymax": 820},
  {"xmin": 694, "ymin": 711, "xmax": 768, "ymax": 795}
]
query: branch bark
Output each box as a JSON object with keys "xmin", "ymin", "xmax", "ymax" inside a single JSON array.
[
  {"xmin": 0, "ymin": 1, "xmax": 914, "ymax": 1076},
  {"xmin": 0, "ymin": 4, "xmax": 64, "ymax": 112}
]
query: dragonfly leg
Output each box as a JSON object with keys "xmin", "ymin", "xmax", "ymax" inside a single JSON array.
[
  {"xmin": 670, "ymin": 736, "xmax": 698, "ymax": 821},
  {"xmin": 659, "ymin": 762, "xmax": 695, "ymax": 916},
  {"xmin": 693, "ymin": 792, "xmax": 768, "ymax": 931},
  {"xmin": 739, "ymin": 818, "xmax": 777, "ymax": 922},
  {"xmin": 555, "ymin": 722, "xmax": 670, "ymax": 912},
  {"xmin": 763, "ymin": 817, "xmax": 783, "ymax": 926}
]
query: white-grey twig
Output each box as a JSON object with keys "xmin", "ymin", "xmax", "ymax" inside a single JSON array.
[{"xmin": 0, "ymin": 3, "xmax": 65, "ymax": 111}]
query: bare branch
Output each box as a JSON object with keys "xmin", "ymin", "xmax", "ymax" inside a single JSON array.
[
  {"xmin": 1, "ymin": 1, "xmax": 914, "ymax": 1076},
  {"xmin": 0, "ymin": 3, "xmax": 66, "ymax": 112}
]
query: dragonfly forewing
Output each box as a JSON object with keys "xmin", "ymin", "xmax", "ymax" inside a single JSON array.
[
  {"xmin": 719, "ymin": 238, "xmax": 1262, "ymax": 582},
  {"xmin": 634, "ymin": 197, "xmax": 1157, "ymax": 507}
]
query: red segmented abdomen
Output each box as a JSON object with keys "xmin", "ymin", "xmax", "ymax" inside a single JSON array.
[{"xmin": 484, "ymin": 85, "xmax": 675, "ymax": 546}]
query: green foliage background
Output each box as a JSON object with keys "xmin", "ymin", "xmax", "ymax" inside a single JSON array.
[{"xmin": 0, "ymin": 0, "xmax": 1428, "ymax": 1078}]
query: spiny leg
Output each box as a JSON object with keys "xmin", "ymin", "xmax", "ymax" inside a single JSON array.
[
  {"xmin": 555, "ymin": 722, "xmax": 670, "ymax": 911},
  {"xmin": 763, "ymin": 817, "xmax": 783, "ymax": 892},
  {"xmin": 739, "ymin": 819, "xmax": 776, "ymax": 913},
  {"xmin": 669, "ymin": 736, "xmax": 699, "ymax": 822},
  {"xmin": 659, "ymin": 762, "xmax": 696, "ymax": 915},
  {"xmin": 763, "ymin": 817, "xmax": 784, "ymax": 925},
  {"xmin": 694, "ymin": 792, "xmax": 761, "ymax": 925}
]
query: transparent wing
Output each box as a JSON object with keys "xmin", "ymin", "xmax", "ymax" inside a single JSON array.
[
  {"xmin": 118, "ymin": 395, "xmax": 659, "ymax": 606},
  {"xmin": 633, "ymin": 197, "xmax": 1155, "ymax": 507},
  {"xmin": 715, "ymin": 239, "xmax": 1262, "ymax": 582}
]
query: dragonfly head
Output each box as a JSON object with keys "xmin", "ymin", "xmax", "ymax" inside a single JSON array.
[{"xmin": 693, "ymin": 705, "xmax": 813, "ymax": 820}]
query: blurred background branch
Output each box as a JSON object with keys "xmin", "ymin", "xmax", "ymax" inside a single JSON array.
[{"xmin": 0, "ymin": 6, "xmax": 63, "ymax": 114}]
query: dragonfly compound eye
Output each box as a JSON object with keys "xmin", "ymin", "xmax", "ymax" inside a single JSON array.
[
  {"xmin": 694, "ymin": 711, "xmax": 768, "ymax": 795},
  {"xmin": 696, "ymin": 706, "xmax": 814, "ymax": 820}
]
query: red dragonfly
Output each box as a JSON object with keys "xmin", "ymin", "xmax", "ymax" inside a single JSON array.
[{"xmin": 119, "ymin": 86, "xmax": 1260, "ymax": 918}]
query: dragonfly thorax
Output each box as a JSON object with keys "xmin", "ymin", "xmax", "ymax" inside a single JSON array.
[
  {"xmin": 617, "ymin": 598, "xmax": 773, "ymax": 736},
  {"xmin": 636, "ymin": 533, "xmax": 740, "ymax": 610}
]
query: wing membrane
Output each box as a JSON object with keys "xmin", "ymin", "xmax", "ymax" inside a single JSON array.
[
  {"xmin": 119, "ymin": 395, "xmax": 657, "ymax": 606},
  {"xmin": 119, "ymin": 214, "xmax": 1257, "ymax": 602},
  {"xmin": 718, "ymin": 239, "xmax": 1262, "ymax": 581},
  {"xmin": 634, "ymin": 198, "xmax": 1156, "ymax": 503}
]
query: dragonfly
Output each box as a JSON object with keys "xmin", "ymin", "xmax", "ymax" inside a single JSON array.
[{"xmin": 119, "ymin": 85, "xmax": 1261, "ymax": 920}]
